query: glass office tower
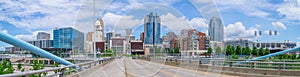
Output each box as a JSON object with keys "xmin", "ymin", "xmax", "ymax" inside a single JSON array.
[
  {"xmin": 208, "ymin": 17, "xmax": 224, "ymax": 41},
  {"xmin": 144, "ymin": 12, "xmax": 162, "ymax": 44},
  {"xmin": 53, "ymin": 27, "xmax": 84, "ymax": 50}
]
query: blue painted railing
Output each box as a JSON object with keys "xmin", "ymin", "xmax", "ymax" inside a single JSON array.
[{"xmin": 0, "ymin": 31, "xmax": 73, "ymax": 66}]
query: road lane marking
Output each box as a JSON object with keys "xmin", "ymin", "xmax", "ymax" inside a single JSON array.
[{"xmin": 134, "ymin": 59, "xmax": 183, "ymax": 77}]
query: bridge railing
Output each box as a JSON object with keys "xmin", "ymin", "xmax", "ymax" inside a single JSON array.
[
  {"xmin": 144, "ymin": 56, "xmax": 300, "ymax": 71},
  {"xmin": 224, "ymin": 61, "xmax": 300, "ymax": 70},
  {"xmin": 0, "ymin": 57, "xmax": 113, "ymax": 77}
]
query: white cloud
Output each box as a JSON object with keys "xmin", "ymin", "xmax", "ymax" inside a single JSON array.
[
  {"xmin": 255, "ymin": 24, "xmax": 261, "ymax": 28},
  {"xmin": 15, "ymin": 31, "xmax": 48, "ymax": 41},
  {"xmin": 1, "ymin": 30, "xmax": 8, "ymax": 34},
  {"xmin": 225, "ymin": 22, "xmax": 257, "ymax": 39},
  {"xmin": 189, "ymin": 18, "xmax": 208, "ymax": 29},
  {"xmin": 15, "ymin": 34, "xmax": 36, "ymax": 41},
  {"xmin": 102, "ymin": 12, "xmax": 207, "ymax": 35},
  {"xmin": 160, "ymin": 13, "xmax": 193, "ymax": 34},
  {"xmin": 215, "ymin": 0, "xmax": 272, "ymax": 18},
  {"xmin": 277, "ymin": 6, "xmax": 300, "ymax": 21},
  {"xmin": 102, "ymin": 12, "xmax": 143, "ymax": 34},
  {"xmin": 106, "ymin": 0, "xmax": 179, "ymax": 13},
  {"xmin": 264, "ymin": 30, "xmax": 269, "ymax": 35},
  {"xmin": 271, "ymin": 22, "xmax": 287, "ymax": 30},
  {"xmin": 0, "ymin": 0, "xmax": 90, "ymax": 31}
]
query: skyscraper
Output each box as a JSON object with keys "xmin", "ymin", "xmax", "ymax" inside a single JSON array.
[
  {"xmin": 53, "ymin": 27, "xmax": 84, "ymax": 50},
  {"xmin": 106, "ymin": 31, "xmax": 114, "ymax": 43},
  {"xmin": 37, "ymin": 32, "xmax": 50, "ymax": 40},
  {"xmin": 140, "ymin": 32, "xmax": 144, "ymax": 42},
  {"xmin": 144, "ymin": 12, "xmax": 162, "ymax": 44},
  {"xmin": 85, "ymin": 32, "xmax": 94, "ymax": 53},
  {"xmin": 208, "ymin": 17, "xmax": 224, "ymax": 41},
  {"xmin": 94, "ymin": 18, "xmax": 104, "ymax": 42}
]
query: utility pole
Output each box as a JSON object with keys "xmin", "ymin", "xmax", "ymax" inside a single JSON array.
[{"xmin": 93, "ymin": 0, "xmax": 96, "ymax": 61}]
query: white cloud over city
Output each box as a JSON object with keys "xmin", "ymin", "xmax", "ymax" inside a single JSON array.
[
  {"xmin": 0, "ymin": 0, "xmax": 300, "ymax": 49},
  {"xmin": 224, "ymin": 22, "xmax": 257, "ymax": 40},
  {"xmin": 0, "ymin": 0, "xmax": 84, "ymax": 30},
  {"xmin": 215, "ymin": 0, "xmax": 273, "ymax": 18},
  {"xmin": 15, "ymin": 31, "xmax": 50, "ymax": 41},
  {"xmin": 272, "ymin": 21, "xmax": 287, "ymax": 30},
  {"xmin": 102, "ymin": 12, "xmax": 208, "ymax": 35},
  {"xmin": 277, "ymin": 6, "xmax": 300, "ymax": 21}
]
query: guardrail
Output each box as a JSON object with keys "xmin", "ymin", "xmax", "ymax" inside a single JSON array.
[
  {"xmin": 139, "ymin": 57, "xmax": 300, "ymax": 76},
  {"xmin": 0, "ymin": 58, "xmax": 113, "ymax": 77}
]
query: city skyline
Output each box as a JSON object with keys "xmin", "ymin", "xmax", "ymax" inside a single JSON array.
[
  {"xmin": 1, "ymin": 0, "xmax": 300, "ymax": 50},
  {"xmin": 0, "ymin": 1, "xmax": 300, "ymax": 76}
]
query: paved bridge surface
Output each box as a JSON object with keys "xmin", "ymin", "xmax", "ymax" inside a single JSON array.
[{"xmin": 85, "ymin": 58, "xmax": 236, "ymax": 77}]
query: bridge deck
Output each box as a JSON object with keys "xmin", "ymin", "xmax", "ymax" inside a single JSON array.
[{"xmin": 87, "ymin": 58, "xmax": 236, "ymax": 77}]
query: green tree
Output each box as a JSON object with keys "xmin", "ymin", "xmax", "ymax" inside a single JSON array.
[
  {"xmin": 0, "ymin": 60, "xmax": 14, "ymax": 75},
  {"xmin": 242, "ymin": 48, "xmax": 246, "ymax": 55},
  {"xmin": 207, "ymin": 47, "xmax": 213, "ymax": 55},
  {"xmin": 290, "ymin": 54, "xmax": 297, "ymax": 59},
  {"xmin": 232, "ymin": 54, "xmax": 239, "ymax": 59},
  {"xmin": 21, "ymin": 68, "xmax": 25, "ymax": 72},
  {"xmin": 173, "ymin": 47, "xmax": 180, "ymax": 54},
  {"xmin": 17, "ymin": 63, "xmax": 22, "ymax": 70},
  {"xmin": 153, "ymin": 45, "xmax": 161, "ymax": 55},
  {"xmin": 102, "ymin": 49, "xmax": 113, "ymax": 57},
  {"xmin": 259, "ymin": 47, "xmax": 265, "ymax": 56},
  {"xmin": 216, "ymin": 46, "xmax": 222, "ymax": 55},
  {"xmin": 54, "ymin": 62, "xmax": 59, "ymax": 73},
  {"xmin": 252, "ymin": 47, "xmax": 258, "ymax": 56},
  {"xmin": 235, "ymin": 45, "xmax": 242, "ymax": 55},
  {"xmin": 231, "ymin": 46, "xmax": 235, "ymax": 55},
  {"xmin": 244, "ymin": 46, "xmax": 252, "ymax": 55},
  {"xmin": 265, "ymin": 48, "xmax": 270, "ymax": 55},
  {"xmin": 225, "ymin": 45, "xmax": 233, "ymax": 56},
  {"xmin": 283, "ymin": 54, "xmax": 289, "ymax": 59},
  {"xmin": 30, "ymin": 58, "xmax": 46, "ymax": 77}
]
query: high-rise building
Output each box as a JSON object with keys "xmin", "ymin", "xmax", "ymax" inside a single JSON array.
[
  {"xmin": 130, "ymin": 40, "xmax": 144, "ymax": 55},
  {"xmin": 144, "ymin": 12, "xmax": 162, "ymax": 44},
  {"xmin": 28, "ymin": 40, "xmax": 53, "ymax": 48},
  {"xmin": 53, "ymin": 27, "xmax": 84, "ymax": 50},
  {"xmin": 106, "ymin": 31, "xmax": 114, "ymax": 43},
  {"xmin": 37, "ymin": 32, "xmax": 50, "ymax": 40},
  {"xmin": 115, "ymin": 33, "xmax": 122, "ymax": 37},
  {"xmin": 140, "ymin": 32, "xmax": 144, "ymax": 42},
  {"xmin": 164, "ymin": 32, "xmax": 177, "ymax": 50},
  {"xmin": 110, "ymin": 37, "xmax": 126, "ymax": 54},
  {"xmin": 85, "ymin": 32, "xmax": 94, "ymax": 53},
  {"xmin": 225, "ymin": 38, "xmax": 255, "ymax": 49},
  {"xmin": 94, "ymin": 18, "xmax": 105, "ymax": 42},
  {"xmin": 208, "ymin": 17, "xmax": 224, "ymax": 41},
  {"xmin": 179, "ymin": 29, "xmax": 189, "ymax": 51},
  {"xmin": 179, "ymin": 29, "xmax": 208, "ymax": 51},
  {"xmin": 86, "ymin": 32, "xmax": 93, "ymax": 42},
  {"xmin": 126, "ymin": 29, "xmax": 132, "ymax": 41}
]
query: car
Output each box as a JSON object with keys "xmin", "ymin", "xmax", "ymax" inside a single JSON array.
[{"xmin": 132, "ymin": 57, "xmax": 137, "ymax": 59}]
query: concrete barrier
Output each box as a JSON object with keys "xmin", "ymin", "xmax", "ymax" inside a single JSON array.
[{"xmin": 139, "ymin": 58, "xmax": 300, "ymax": 76}]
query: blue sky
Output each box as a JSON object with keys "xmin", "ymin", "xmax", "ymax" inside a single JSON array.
[{"xmin": 0, "ymin": 0, "xmax": 300, "ymax": 50}]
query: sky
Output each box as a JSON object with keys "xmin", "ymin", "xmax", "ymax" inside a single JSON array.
[{"xmin": 0, "ymin": 0, "xmax": 300, "ymax": 50}]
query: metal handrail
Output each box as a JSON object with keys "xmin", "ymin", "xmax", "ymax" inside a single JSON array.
[{"xmin": 0, "ymin": 57, "xmax": 113, "ymax": 77}]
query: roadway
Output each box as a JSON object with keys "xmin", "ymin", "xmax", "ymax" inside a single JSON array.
[{"xmin": 86, "ymin": 57, "xmax": 237, "ymax": 77}]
